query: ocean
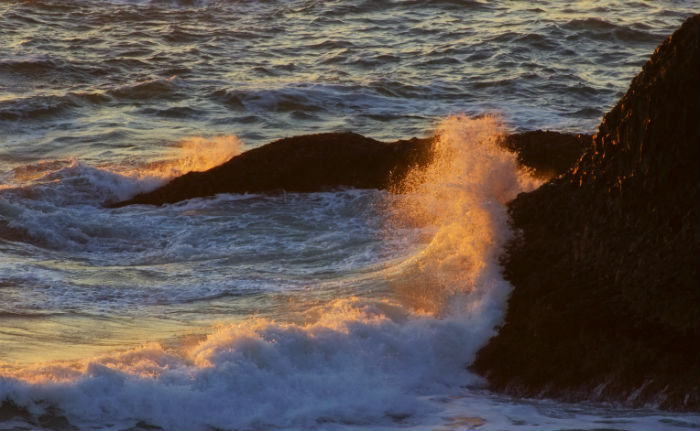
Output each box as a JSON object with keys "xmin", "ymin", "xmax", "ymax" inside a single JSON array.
[{"xmin": 0, "ymin": 0, "xmax": 698, "ymax": 429}]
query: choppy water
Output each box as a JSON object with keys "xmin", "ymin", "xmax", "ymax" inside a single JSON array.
[{"xmin": 1, "ymin": 1, "xmax": 698, "ymax": 430}]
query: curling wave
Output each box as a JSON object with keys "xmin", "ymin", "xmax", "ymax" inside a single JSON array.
[{"xmin": 0, "ymin": 115, "xmax": 538, "ymax": 429}]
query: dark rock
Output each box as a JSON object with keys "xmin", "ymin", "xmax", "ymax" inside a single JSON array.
[
  {"xmin": 0, "ymin": 398, "xmax": 77, "ymax": 430},
  {"xmin": 0, "ymin": 398, "xmax": 33, "ymax": 424},
  {"xmin": 499, "ymin": 131, "xmax": 591, "ymax": 179},
  {"xmin": 38, "ymin": 407, "xmax": 77, "ymax": 431},
  {"xmin": 471, "ymin": 15, "xmax": 699, "ymax": 411},
  {"xmin": 109, "ymin": 132, "xmax": 434, "ymax": 207},
  {"xmin": 124, "ymin": 420, "xmax": 164, "ymax": 430},
  {"xmin": 109, "ymin": 130, "xmax": 586, "ymax": 207}
]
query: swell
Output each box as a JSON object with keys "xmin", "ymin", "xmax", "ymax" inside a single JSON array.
[
  {"xmin": 0, "ymin": 76, "xmax": 191, "ymax": 122},
  {"xmin": 107, "ymin": 76, "xmax": 186, "ymax": 100},
  {"xmin": 1, "ymin": 0, "xmax": 693, "ymax": 148},
  {"xmin": 561, "ymin": 18, "xmax": 661, "ymax": 42},
  {"xmin": 0, "ymin": 56, "xmax": 66, "ymax": 75},
  {"xmin": 0, "ymin": 55, "xmax": 103, "ymax": 77},
  {"xmin": 0, "ymin": 91, "xmax": 111, "ymax": 121}
]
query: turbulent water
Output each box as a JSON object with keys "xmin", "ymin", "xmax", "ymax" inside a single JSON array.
[{"xmin": 1, "ymin": 1, "xmax": 699, "ymax": 430}]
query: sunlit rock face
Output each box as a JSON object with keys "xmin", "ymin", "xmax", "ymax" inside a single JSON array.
[{"xmin": 472, "ymin": 14, "xmax": 699, "ymax": 411}]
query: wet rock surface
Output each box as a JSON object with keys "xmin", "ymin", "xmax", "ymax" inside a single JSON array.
[{"xmin": 472, "ymin": 14, "xmax": 699, "ymax": 411}]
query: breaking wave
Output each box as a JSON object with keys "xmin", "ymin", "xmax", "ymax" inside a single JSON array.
[{"xmin": 0, "ymin": 116, "xmax": 540, "ymax": 429}]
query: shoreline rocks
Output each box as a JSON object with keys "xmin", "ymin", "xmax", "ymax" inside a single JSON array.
[{"xmin": 471, "ymin": 14, "xmax": 699, "ymax": 411}]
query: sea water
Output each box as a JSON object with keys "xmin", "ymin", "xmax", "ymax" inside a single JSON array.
[{"xmin": 0, "ymin": 1, "xmax": 698, "ymax": 429}]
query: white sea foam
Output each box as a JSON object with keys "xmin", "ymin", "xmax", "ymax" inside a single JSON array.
[
  {"xmin": 0, "ymin": 116, "xmax": 521, "ymax": 428},
  {"xmin": 0, "ymin": 299, "xmax": 485, "ymax": 429}
]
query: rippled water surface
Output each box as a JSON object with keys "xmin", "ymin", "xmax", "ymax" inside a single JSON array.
[
  {"xmin": 1, "ymin": 0, "xmax": 696, "ymax": 160},
  {"xmin": 0, "ymin": 1, "xmax": 698, "ymax": 430}
]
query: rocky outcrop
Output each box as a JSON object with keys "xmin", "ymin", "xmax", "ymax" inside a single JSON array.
[
  {"xmin": 499, "ymin": 130, "xmax": 591, "ymax": 179},
  {"xmin": 109, "ymin": 133, "xmax": 434, "ymax": 207},
  {"xmin": 110, "ymin": 130, "xmax": 586, "ymax": 207},
  {"xmin": 0, "ymin": 399, "xmax": 75, "ymax": 430},
  {"xmin": 472, "ymin": 15, "xmax": 699, "ymax": 411}
]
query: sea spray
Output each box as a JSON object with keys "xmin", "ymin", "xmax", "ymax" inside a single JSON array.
[
  {"xmin": 118, "ymin": 135, "xmax": 244, "ymax": 182},
  {"xmin": 388, "ymin": 115, "xmax": 540, "ymax": 315}
]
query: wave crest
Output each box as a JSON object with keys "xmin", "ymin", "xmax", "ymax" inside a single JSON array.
[
  {"xmin": 0, "ymin": 298, "xmax": 480, "ymax": 429},
  {"xmin": 0, "ymin": 117, "xmax": 540, "ymax": 429}
]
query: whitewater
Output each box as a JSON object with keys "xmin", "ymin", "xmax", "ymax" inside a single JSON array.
[
  {"xmin": 2, "ymin": 115, "xmax": 697, "ymax": 430},
  {"xmin": 1, "ymin": 0, "xmax": 699, "ymax": 429}
]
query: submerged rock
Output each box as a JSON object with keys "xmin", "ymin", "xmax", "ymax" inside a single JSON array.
[
  {"xmin": 109, "ymin": 130, "xmax": 586, "ymax": 207},
  {"xmin": 471, "ymin": 15, "xmax": 699, "ymax": 411}
]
